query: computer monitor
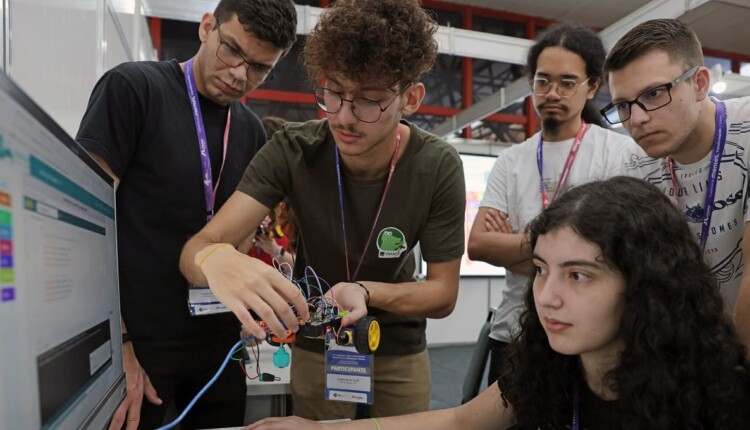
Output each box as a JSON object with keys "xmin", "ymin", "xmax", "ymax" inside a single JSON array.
[
  {"xmin": 416, "ymin": 152, "xmax": 507, "ymax": 278},
  {"xmin": 0, "ymin": 72, "xmax": 125, "ymax": 429},
  {"xmin": 458, "ymin": 152, "xmax": 506, "ymax": 277}
]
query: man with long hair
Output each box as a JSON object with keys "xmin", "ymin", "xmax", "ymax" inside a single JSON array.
[{"xmin": 467, "ymin": 23, "xmax": 644, "ymax": 386}]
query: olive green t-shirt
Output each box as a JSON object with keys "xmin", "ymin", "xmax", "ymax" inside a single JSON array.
[{"xmin": 237, "ymin": 119, "xmax": 465, "ymax": 355}]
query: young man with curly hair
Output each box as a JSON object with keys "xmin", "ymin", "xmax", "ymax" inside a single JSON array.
[
  {"xmin": 180, "ymin": 0, "xmax": 465, "ymax": 421},
  {"xmin": 77, "ymin": 0, "xmax": 298, "ymax": 428},
  {"xmin": 602, "ymin": 19, "xmax": 750, "ymax": 347}
]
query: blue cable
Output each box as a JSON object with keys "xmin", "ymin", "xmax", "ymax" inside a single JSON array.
[{"xmin": 155, "ymin": 335, "xmax": 255, "ymax": 430}]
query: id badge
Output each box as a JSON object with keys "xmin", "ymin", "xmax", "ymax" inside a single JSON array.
[
  {"xmin": 187, "ymin": 284, "xmax": 229, "ymax": 316},
  {"xmin": 324, "ymin": 328, "xmax": 373, "ymax": 404}
]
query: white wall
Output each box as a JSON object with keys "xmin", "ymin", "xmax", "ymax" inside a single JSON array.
[
  {"xmin": 5, "ymin": 0, "xmax": 155, "ymax": 137},
  {"xmin": 426, "ymin": 276, "xmax": 505, "ymax": 346}
]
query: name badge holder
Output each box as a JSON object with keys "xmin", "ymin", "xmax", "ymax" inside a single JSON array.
[
  {"xmin": 188, "ymin": 286, "xmax": 228, "ymax": 316},
  {"xmin": 324, "ymin": 328, "xmax": 374, "ymax": 404},
  {"xmin": 182, "ymin": 57, "xmax": 233, "ymax": 317}
]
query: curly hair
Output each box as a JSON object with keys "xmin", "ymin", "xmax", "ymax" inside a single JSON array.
[
  {"xmin": 498, "ymin": 176, "xmax": 750, "ymax": 429},
  {"xmin": 604, "ymin": 19, "xmax": 703, "ymax": 76},
  {"xmin": 214, "ymin": 0, "xmax": 297, "ymax": 53},
  {"xmin": 303, "ymin": 0, "xmax": 438, "ymax": 88}
]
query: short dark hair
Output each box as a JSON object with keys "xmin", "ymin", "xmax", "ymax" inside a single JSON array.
[
  {"xmin": 303, "ymin": 0, "xmax": 438, "ymax": 88},
  {"xmin": 499, "ymin": 176, "xmax": 750, "ymax": 429},
  {"xmin": 214, "ymin": 0, "xmax": 297, "ymax": 53},
  {"xmin": 526, "ymin": 23, "xmax": 606, "ymax": 82},
  {"xmin": 604, "ymin": 19, "xmax": 703, "ymax": 75}
]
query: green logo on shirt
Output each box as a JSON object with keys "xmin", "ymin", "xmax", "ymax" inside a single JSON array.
[{"xmin": 377, "ymin": 227, "xmax": 407, "ymax": 258}]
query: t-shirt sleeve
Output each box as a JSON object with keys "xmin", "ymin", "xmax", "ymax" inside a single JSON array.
[
  {"xmin": 606, "ymin": 134, "xmax": 647, "ymax": 179},
  {"xmin": 480, "ymin": 151, "xmax": 510, "ymax": 213},
  {"xmin": 75, "ymin": 67, "xmax": 144, "ymax": 179},
  {"xmin": 236, "ymin": 128, "xmax": 291, "ymax": 209},
  {"xmin": 419, "ymin": 150, "xmax": 466, "ymax": 263}
]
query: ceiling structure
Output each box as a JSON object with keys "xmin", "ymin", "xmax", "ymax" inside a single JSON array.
[
  {"xmin": 142, "ymin": 0, "xmax": 750, "ymax": 57},
  {"xmin": 446, "ymin": 0, "xmax": 750, "ymax": 56},
  {"xmin": 143, "ymin": 0, "xmax": 750, "ymax": 137}
]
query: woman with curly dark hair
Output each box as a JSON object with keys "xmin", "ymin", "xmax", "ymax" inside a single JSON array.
[
  {"xmin": 499, "ymin": 176, "xmax": 750, "ymax": 429},
  {"xmin": 248, "ymin": 176, "xmax": 750, "ymax": 430}
]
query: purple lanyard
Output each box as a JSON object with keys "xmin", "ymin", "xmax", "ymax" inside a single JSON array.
[
  {"xmin": 335, "ymin": 131, "xmax": 401, "ymax": 282},
  {"xmin": 536, "ymin": 121, "xmax": 588, "ymax": 209},
  {"xmin": 666, "ymin": 99, "xmax": 726, "ymax": 251},
  {"xmin": 572, "ymin": 387, "xmax": 580, "ymax": 430},
  {"xmin": 184, "ymin": 58, "xmax": 231, "ymax": 222}
]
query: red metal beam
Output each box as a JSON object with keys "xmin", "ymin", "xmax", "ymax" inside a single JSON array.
[
  {"xmin": 422, "ymin": 0, "xmax": 555, "ymax": 26},
  {"xmin": 525, "ymin": 19, "xmax": 538, "ymax": 139},
  {"xmin": 242, "ymin": 89, "xmax": 316, "ymax": 104},
  {"xmin": 149, "ymin": 18, "xmax": 162, "ymax": 60},
  {"xmin": 703, "ymin": 47, "xmax": 750, "ymax": 75},
  {"xmin": 462, "ymin": 8, "xmax": 473, "ymax": 139},
  {"xmin": 486, "ymin": 112, "xmax": 527, "ymax": 124}
]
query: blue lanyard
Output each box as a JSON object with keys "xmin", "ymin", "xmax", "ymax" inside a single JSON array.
[
  {"xmin": 667, "ymin": 99, "xmax": 727, "ymax": 251},
  {"xmin": 184, "ymin": 58, "xmax": 231, "ymax": 222}
]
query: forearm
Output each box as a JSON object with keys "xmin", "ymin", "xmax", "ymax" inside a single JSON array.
[
  {"xmin": 468, "ymin": 232, "xmax": 532, "ymax": 273},
  {"xmin": 180, "ymin": 235, "xmax": 230, "ymax": 286},
  {"xmin": 333, "ymin": 408, "xmax": 460, "ymax": 430},
  {"xmin": 363, "ymin": 279, "xmax": 457, "ymax": 319},
  {"xmin": 505, "ymin": 260, "xmax": 535, "ymax": 275}
]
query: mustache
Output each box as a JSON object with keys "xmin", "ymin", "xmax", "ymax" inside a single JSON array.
[
  {"xmin": 537, "ymin": 102, "xmax": 567, "ymax": 111},
  {"xmin": 333, "ymin": 126, "xmax": 362, "ymax": 136}
]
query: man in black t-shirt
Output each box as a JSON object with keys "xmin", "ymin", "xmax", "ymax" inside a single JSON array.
[
  {"xmin": 181, "ymin": 0, "xmax": 465, "ymax": 421},
  {"xmin": 76, "ymin": 1, "xmax": 298, "ymax": 428}
]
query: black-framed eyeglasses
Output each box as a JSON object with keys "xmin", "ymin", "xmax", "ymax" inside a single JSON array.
[
  {"xmin": 215, "ymin": 25, "xmax": 274, "ymax": 85},
  {"xmin": 530, "ymin": 77, "xmax": 591, "ymax": 98},
  {"xmin": 312, "ymin": 82, "xmax": 413, "ymax": 123},
  {"xmin": 600, "ymin": 66, "xmax": 699, "ymax": 125}
]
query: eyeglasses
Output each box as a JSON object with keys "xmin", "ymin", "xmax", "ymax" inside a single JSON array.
[
  {"xmin": 530, "ymin": 77, "xmax": 591, "ymax": 98},
  {"xmin": 215, "ymin": 25, "xmax": 274, "ymax": 85},
  {"xmin": 600, "ymin": 66, "xmax": 699, "ymax": 125},
  {"xmin": 313, "ymin": 82, "xmax": 413, "ymax": 123}
]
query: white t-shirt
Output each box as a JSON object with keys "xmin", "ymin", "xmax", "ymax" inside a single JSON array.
[
  {"xmin": 638, "ymin": 97, "xmax": 750, "ymax": 313},
  {"xmin": 481, "ymin": 124, "xmax": 645, "ymax": 342}
]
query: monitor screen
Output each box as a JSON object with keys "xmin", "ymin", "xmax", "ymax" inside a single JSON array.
[
  {"xmin": 460, "ymin": 152, "xmax": 506, "ymax": 277},
  {"xmin": 0, "ymin": 72, "xmax": 125, "ymax": 429}
]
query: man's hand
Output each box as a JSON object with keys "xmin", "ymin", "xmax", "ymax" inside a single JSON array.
[
  {"xmin": 255, "ymin": 234, "xmax": 282, "ymax": 258},
  {"xmin": 485, "ymin": 209, "xmax": 513, "ymax": 234},
  {"xmin": 108, "ymin": 342, "xmax": 162, "ymax": 430},
  {"xmin": 197, "ymin": 244, "xmax": 309, "ymax": 339},
  {"xmin": 324, "ymin": 282, "xmax": 369, "ymax": 327}
]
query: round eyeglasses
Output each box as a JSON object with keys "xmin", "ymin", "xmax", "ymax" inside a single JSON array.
[
  {"xmin": 215, "ymin": 25, "xmax": 274, "ymax": 85},
  {"xmin": 313, "ymin": 83, "xmax": 413, "ymax": 123},
  {"xmin": 531, "ymin": 77, "xmax": 591, "ymax": 98},
  {"xmin": 600, "ymin": 66, "xmax": 699, "ymax": 125}
]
